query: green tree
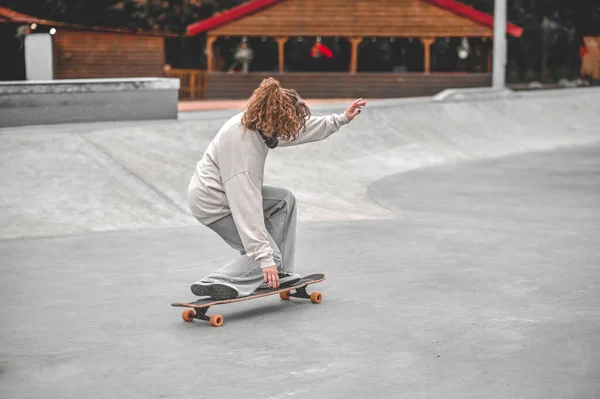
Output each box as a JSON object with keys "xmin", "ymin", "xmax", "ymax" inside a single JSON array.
[{"xmin": 3, "ymin": 0, "xmax": 247, "ymax": 33}]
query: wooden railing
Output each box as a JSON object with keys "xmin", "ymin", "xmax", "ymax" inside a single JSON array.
[
  {"xmin": 164, "ymin": 68, "xmax": 496, "ymax": 101},
  {"xmin": 163, "ymin": 67, "xmax": 207, "ymax": 100},
  {"xmin": 203, "ymin": 72, "xmax": 492, "ymax": 100}
]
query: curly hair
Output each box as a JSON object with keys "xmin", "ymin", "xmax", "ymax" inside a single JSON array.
[{"xmin": 241, "ymin": 77, "xmax": 311, "ymax": 142}]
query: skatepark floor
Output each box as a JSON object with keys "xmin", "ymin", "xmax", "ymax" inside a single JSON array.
[{"xmin": 1, "ymin": 89, "xmax": 599, "ymax": 398}]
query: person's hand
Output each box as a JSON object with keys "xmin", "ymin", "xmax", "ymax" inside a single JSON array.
[
  {"xmin": 262, "ymin": 265, "xmax": 280, "ymax": 289},
  {"xmin": 345, "ymin": 98, "xmax": 366, "ymax": 121}
]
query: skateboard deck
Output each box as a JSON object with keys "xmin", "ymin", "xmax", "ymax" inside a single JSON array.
[{"xmin": 172, "ymin": 273, "xmax": 325, "ymax": 327}]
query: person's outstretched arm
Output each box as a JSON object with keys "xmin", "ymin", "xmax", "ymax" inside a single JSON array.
[{"xmin": 279, "ymin": 98, "xmax": 366, "ymax": 147}]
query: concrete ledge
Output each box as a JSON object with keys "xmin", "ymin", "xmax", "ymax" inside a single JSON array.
[
  {"xmin": 0, "ymin": 78, "xmax": 180, "ymax": 127},
  {"xmin": 432, "ymin": 87, "xmax": 520, "ymax": 102}
]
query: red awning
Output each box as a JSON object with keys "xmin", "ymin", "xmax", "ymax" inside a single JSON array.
[
  {"xmin": 186, "ymin": 0, "xmax": 523, "ymax": 38},
  {"xmin": 423, "ymin": 0, "xmax": 523, "ymax": 37},
  {"xmin": 187, "ymin": 0, "xmax": 281, "ymax": 36}
]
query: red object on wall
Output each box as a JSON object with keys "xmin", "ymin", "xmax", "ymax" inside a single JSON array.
[
  {"xmin": 310, "ymin": 43, "xmax": 333, "ymax": 59},
  {"xmin": 186, "ymin": 0, "xmax": 524, "ymax": 38}
]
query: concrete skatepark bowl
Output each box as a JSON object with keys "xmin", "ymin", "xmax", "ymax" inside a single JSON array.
[{"xmin": 1, "ymin": 88, "xmax": 599, "ymax": 398}]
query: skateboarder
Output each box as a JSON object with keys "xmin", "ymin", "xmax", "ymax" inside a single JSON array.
[{"xmin": 187, "ymin": 77, "xmax": 366, "ymax": 300}]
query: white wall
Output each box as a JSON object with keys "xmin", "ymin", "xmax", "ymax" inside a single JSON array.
[{"xmin": 25, "ymin": 33, "xmax": 54, "ymax": 81}]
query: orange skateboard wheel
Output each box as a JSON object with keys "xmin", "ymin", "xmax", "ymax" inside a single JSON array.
[
  {"xmin": 310, "ymin": 292, "xmax": 322, "ymax": 304},
  {"xmin": 279, "ymin": 291, "xmax": 291, "ymax": 300},
  {"xmin": 182, "ymin": 309, "xmax": 195, "ymax": 322},
  {"xmin": 210, "ymin": 314, "xmax": 224, "ymax": 327}
]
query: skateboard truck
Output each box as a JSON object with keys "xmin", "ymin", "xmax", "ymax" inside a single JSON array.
[
  {"xmin": 284, "ymin": 286, "xmax": 322, "ymax": 303},
  {"xmin": 191, "ymin": 307, "xmax": 210, "ymax": 321},
  {"xmin": 182, "ymin": 307, "xmax": 224, "ymax": 327}
]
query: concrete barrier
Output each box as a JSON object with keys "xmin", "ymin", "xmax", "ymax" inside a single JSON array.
[{"xmin": 0, "ymin": 78, "xmax": 179, "ymax": 127}]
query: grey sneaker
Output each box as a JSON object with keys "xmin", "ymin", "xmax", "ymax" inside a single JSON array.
[
  {"xmin": 191, "ymin": 280, "xmax": 239, "ymax": 300},
  {"xmin": 258, "ymin": 273, "xmax": 301, "ymax": 290}
]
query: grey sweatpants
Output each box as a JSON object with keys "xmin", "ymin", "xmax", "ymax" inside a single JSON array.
[{"xmin": 200, "ymin": 186, "xmax": 297, "ymax": 297}]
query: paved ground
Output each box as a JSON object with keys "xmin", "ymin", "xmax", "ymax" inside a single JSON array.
[{"xmin": 1, "ymin": 89, "xmax": 599, "ymax": 398}]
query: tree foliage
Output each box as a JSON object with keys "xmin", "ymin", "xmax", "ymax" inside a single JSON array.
[
  {"xmin": 3, "ymin": 0, "xmax": 246, "ymax": 33},
  {"xmin": 462, "ymin": 0, "xmax": 600, "ymax": 36},
  {"xmin": 4, "ymin": 0, "xmax": 599, "ymax": 37}
]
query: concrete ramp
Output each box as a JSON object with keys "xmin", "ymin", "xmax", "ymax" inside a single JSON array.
[
  {"xmin": 1, "ymin": 88, "xmax": 599, "ymax": 239},
  {"xmin": 1, "ymin": 88, "xmax": 600, "ymax": 399},
  {"xmin": 267, "ymin": 88, "xmax": 600, "ymax": 221}
]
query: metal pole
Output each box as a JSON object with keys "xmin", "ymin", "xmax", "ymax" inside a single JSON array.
[{"xmin": 492, "ymin": 0, "xmax": 507, "ymax": 88}]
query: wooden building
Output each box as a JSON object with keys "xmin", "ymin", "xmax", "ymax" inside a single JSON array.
[
  {"xmin": 0, "ymin": 6, "xmax": 176, "ymax": 80},
  {"xmin": 184, "ymin": 0, "xmax": 523, "ymax": 100}
]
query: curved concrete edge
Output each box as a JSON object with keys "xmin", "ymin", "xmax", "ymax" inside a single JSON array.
[
  {"xmin": 308, "ymin": 87, "xmax": 600, "ymax": 109},
  {"xmin": 366, "ymin": 142, "xmax": 600, "ymax": 221},
  {"xmin": 433, "ymin": 87, "xmax": 520, "ymax": 102}
]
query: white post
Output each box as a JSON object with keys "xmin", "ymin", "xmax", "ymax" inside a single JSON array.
[
  {"xmin": 25, "ymin": 33, "xmax": 54, "ymax": 80},
  {"xmin": 492, "ymin": 0, "xmax": 507, "ymax": 88}
]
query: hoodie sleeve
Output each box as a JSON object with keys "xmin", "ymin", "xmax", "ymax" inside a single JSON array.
[
  {"xmin": 279, "ymin": 112, "xmax": 350, "ymax": 147},
  {"xmin": 222, "ymin": 171, "xmax": 275, "ymax": 269}
]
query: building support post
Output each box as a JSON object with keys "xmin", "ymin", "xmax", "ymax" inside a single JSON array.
[
  {"xmin": 276, "ymin": 37, "xmax": 288, "ymax": 72},
  {"xmin": 206, "ymin": 35, "xmax": 217, "ymax": 72},
  {"xmin": 487, "ymin": 41, "xmax": 493, "ymax": 72},
  {"xmin": 421, "ymin": 38, "xmax": 435, "ymax": 74},
  {"xmin": 349, "ymin": 37, "xmax": 363, "ymax": 73}
]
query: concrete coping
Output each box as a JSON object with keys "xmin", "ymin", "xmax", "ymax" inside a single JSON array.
[
  {"xmin": 0, "ymin": 78, "xmax": 180, "ymax": 95},
  {"xmin": 432, "ymin": 87, "xmax": 520, "ymax": 102}
]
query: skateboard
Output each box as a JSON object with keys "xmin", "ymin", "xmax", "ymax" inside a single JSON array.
[{"xmin": 171, "ymin": 273, "xmax": 325, "ymax": 327}]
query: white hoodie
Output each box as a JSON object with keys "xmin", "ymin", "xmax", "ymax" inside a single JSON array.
[{"xmin": 187, "ymin": 111, "xmax": 350, "ymax": 268}]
